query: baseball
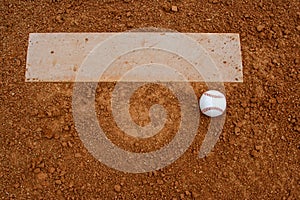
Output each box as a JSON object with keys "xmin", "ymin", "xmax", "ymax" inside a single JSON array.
[{"xmin": 199, "ymin": 90, "xmax": 226, "ymax": 117}]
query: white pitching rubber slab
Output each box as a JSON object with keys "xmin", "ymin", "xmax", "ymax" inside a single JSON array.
[{"xmin": 25, "ymin": 32, "xmax": 243, "ymax": 82}]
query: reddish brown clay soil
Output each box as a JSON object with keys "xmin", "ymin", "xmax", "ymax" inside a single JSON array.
[{"xmin": 1, "ymin": 0, "xmax": 300, "ymax": 199}]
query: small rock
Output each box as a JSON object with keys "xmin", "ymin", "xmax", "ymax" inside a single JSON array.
[
  {"xmin": 172, "ymin": 181, "xmax": 178, "ymax": 186},
  {"xmin": 277, "ymin": 40, "xmax": 285, "ymax": 48},
  {"xmin": 296, "ymin": 25, "xmax": 300, "ymax": 31},
  {"xmin": 37, "ymin": 172, "xmax": 48, "ymax": 180},
  {"xmin": 162, "ymin": 4, "xmax": 171, "ymax": 12},
  {"xmin": 36, "ymin": 127, "xmax": 43, "ymax": 133},
  {"xmin": 269, "ymin": 98, "xmax": 277, "ymax": 104},
  {"xmin": 126, "ymin": 12, "xmax": 131, "ymax": 17},
  {"xmin": 250, "ymin": 98, "xmax": 257, "ymax": 103},
  {"xmin": 236, "ymin": 121, "xmax": 244, "ymax": 128},
  {"xmin": 127, "ymin": 22, "xmax": 134, "ymax": 28},
  {"xmin": 75, "ymin": 153, "xmax": 82, "ymax": 158},
  {"xmin": 185, "ymin": 190, "xmax": 191, "ymax": 196},
  {"xmin": 180, "ymin": 193, "xmax": 185, "ymax": 199},
  {"xmin": 114, "ymin": 184, "xmax": 121, "ymax": 192},
  {"xmin": 256, "ymin": 25, "xmax": 265, "ymax": 32},
  {"xmin": 20, "ymin": 127, "xmax": 26, "ymax": 134},
  {"xmin": 241, "ymin": 101, "xmax": 248, "ymax": 108},
  {"xmin": 48, "ymin": 167, "xmax": 55, "ymax": 174},
  {"xmin": 283, "ymin": 29, "xmax": 291, "ymax": 35},
  {"xmin": 294, "ymin": 126, "xmax": 300, "ymax": 133},
  {"xmin": 54, "ymin": 133, "xmax": 60, "ymax": 139},
  {"xmin": 157, "ymin": 179, "xmax": 164, "ymax": 185},
  {"xmin": 14, "ymin": 58, "xmax": 21, "ymax": 66},
  {"xmin": 255, "ymin": 145, "xmax": 263, "ymax": 151},
  {"xmin": 55, "ymin": 15, "xmax": 64, "ymax": 23},
  {"xmin": 60, "ymin": 170, "xmax": 66, "ymax": 177},
  {"xmin": 276, "ymin": 97, "xmax": 284, "ymax": 104},
  {"xmin": 250, "ymin": 150, "xmax": 260, "ymax": 158},
  {"xmin": 34, "ymin": 168, "xmax": 41, "ymax": 173},
  {"xmin": 67, "ymin": 141, "xmax": 73, "ymax": 147},
  {"xmin": 192, "ymin": 191, "xmax": 200, "ymax": 198},
  {"xmin": 69, "ymin": 181, "xmax": 74, "ymax": 188},
  {"xmin": 70, "ymin": 19, "xmax": 79, "ymax": 26},
  {"xmin": 171, "ymin": 5, "xmax": 178, "ymax": 12},
  {"xmin": 57, "ymin": 190, "xmax": 62, "ymax": 195},
  {"xmin": 211, "ymin": 0, "xmax": 220, "ymax": 3},
  {"xmin": 13, "ymin": 183, "xmax": 20, "ymax": 188},
  {"xmin": 63, "ymin": 125, "xmax": 70, "ymax": 131},
  {"xmin": 55, "ymin": 180, "xmax": 62, "ymax": 185},
  {"xmin": 272, "ymin": 58, "xmax": 279, "ymax": 65},
  {"xmin": 44, "ymin": 129, "xmax": 54, "ymax": 139},
  {"xmin": 61, "ymin": 142, "xmax": 67, "ymax": 147},
  {"xmin": 234, "ymin": 127, "xmax": 241, "ymax": 135}
]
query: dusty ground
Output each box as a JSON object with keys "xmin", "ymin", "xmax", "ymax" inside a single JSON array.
[{"xmin": 1, "ymin": 0, "xmax": 300, "ymax": 199}]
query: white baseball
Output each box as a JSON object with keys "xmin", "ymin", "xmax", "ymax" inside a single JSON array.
[{"xmin": 199, "ymin": 90, "xmax": 226, "ymax": 117}]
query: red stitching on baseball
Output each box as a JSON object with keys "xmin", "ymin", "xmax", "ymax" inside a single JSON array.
[
  {"xmin": 204, "ymin": 92, "xmax": 224, "ymax": 98},
  {"xmin": 201, "ymin": 107, "xmax": 224, "ymax": 113}
]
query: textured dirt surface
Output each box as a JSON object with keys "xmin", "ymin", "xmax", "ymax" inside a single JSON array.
[{"xmin": 1, "ymin": 0, "xmax": 300, "ymax": 199}]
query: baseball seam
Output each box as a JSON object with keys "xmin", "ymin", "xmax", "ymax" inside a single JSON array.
[
  {"xmin": 204, "ymin": 92, "xmax": 224, "ymax": 98},
  {"xmin": 201, "ymin": 106, "xmax": 224, "ymax": 113}
]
